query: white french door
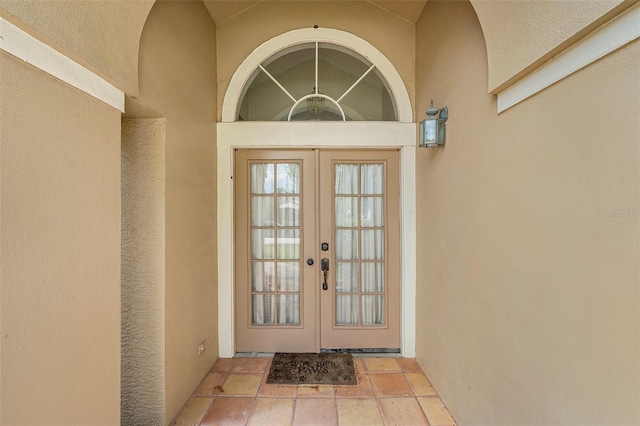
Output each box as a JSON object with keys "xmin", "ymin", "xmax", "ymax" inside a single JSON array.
[{"xmin": 235, "ymin": 149, "xmax": 400, "ymax": 352}]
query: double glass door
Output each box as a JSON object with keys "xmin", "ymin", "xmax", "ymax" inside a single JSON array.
[{"xmin": 235, "ymin": 149, "xmax": 400, "ymax": 352}]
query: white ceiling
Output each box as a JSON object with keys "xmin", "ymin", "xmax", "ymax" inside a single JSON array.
[{"xmin": 202, "ymin": 1, "xmax": 427, "ymax": 25}]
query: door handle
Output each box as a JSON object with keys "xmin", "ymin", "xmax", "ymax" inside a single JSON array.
[{"xmin": 321, "ymin": 258, "xmax": 329, "ymax": 291}]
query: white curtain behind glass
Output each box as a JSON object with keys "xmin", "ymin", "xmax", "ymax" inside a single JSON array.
[
  {"xmin": 251, "ymin": 162, "xmax": 301, "ymax": 326},
  {"xmin": 334, "ymin": 163, "xmax": 385, "ymax": 326}
]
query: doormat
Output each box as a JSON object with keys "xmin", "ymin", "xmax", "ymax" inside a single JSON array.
[{"xmin": 267, "ymin": 352, "xmax": 357, "ymax": 385}]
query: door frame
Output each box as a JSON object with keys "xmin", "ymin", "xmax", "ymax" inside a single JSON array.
[{"xmin": 217, "ymin": 121, "xmax": 416, "ymax": 357}]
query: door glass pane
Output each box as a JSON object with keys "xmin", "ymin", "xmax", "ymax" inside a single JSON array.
[
  {"xmin": 362, "ymin": 263, "xmax": 384, "ymax": 292},
  {"xmin": 361, "ymin": 164, "xmax": 383, "ymax": 194},
  {"xmin": 335, "ymin": 197, "xmax": 358, "ymax": 227},
  {"xmin": 361, "ymin": 230, "xmax": 384, "ymax": 260},
  {"xmin": 336, "ymin": 295, "xmax": 358, "ymax": 325},
  {"xmin": 251, "ymin": 196, "xmax": 274, "ymax": 226},
  {"xmin": 277, "ymin": 295, "xmax": 300, "ymax": 325},
  {"xmin": 336, "ymin": 230, "xmax": 358, "ymax": 260},
  {"xmin": 361, "ymin": 197, "xmax": 383, "ymax": 227},
  {"xmin": 277, "ymin": 196, "xmax": 299, "ymax": 226},
  {"xmin": 361, "ymin": 295, "xmax": 384, "ymax": 325},
  {"xmin": 251, "ymin": 229, "xmax": 274, "ymax": 259},
  {"xmin": 251, "ymin": 163, "xmax": 275, "ymax": 194},
  {"xmin": 252, "ymin": 261, "xmax": 275, "ymax": 292},
  {"xmin": 336, "ymin": 262, "xmax": 358, "ymax": 293},
  {"xmin": 277, "ymin": 262, "xmax": 300, "ymax": 292},
  {"xmin": 276, "ymin": 229, "xmax": 300, "ymax": 259},
  {"xmin": 277, "ymin": 163, "xmax": 300, "ymax": 194},
  {"xmin": 252, "ymin": 294, "xmax": 275, "ymax": 324},
  {"xmin": 335, "ymin": 164, "xmax": 358, "ymax": 194}
]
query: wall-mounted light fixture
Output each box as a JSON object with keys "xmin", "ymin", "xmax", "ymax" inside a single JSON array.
[{"xmin": 419, "ymin": 100, "xmax": 448, "ymax": 148}]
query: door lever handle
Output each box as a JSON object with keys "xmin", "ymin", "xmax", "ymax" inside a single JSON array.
[{"xmin": 321, "ymin": 258, "xmax": 329, "ymax": 291}]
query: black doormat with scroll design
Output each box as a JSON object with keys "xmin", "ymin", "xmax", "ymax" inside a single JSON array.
[{"xmin": 267, "ymin": 353, "xmax": 357, "ymax": 385}]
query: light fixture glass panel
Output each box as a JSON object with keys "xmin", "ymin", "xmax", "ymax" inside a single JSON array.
[
  {"xmin": 361, "ymin": 164, "xmax": 383, "ymax": 194},
  {"xmin": 252, "ymin": 261, "xmax": 275, "ymax": 292},
  {"xmin": 277, "ymin": 295, "xmax": 300, "ymax": 325},
  {"xmin": 361, "ymin": 295, "xmax": 384, "ymax": 325},
  {"xmin": 336, "ymin": 295, "xmax": 358, "ymax": 325},
  {"xmin": 251, "ymin": 196, "xmax": 274, "ymax": 226},
  {"xmin": 361, "ymin": 230, "xmax": 384, "ymax": 260},
  {"xmin": 335, "ymin": 262, "xmax": 358, "ymax": 293},
  {"xmin": 361, "ymin": 262, "xmax": 384, "ymax": 292},
  {"xmin": 251, "ymin": 229, "xmax": 274, "ymax": 259},
  {"xmin": 289, "ymin": 97, "xmax": 344, "ymax": 121},
  {"xmin": 277, "ymin": 262, "xmax": 300, "ymax": 292},
  {"xmin": 251, "ymin": 163, "xmax": 275, "ymax": 194},
  {"xmin": 335, "ymin": 230, "xmax": 358, "ymax": 260},
  {"xmin": 276, "ymin": 229, "xmax": 300, "ymax": 259},
  {"xmin": 335, "ymin": 197, "xmax": 358, "ymax": 227},
  {"xmin": 361, "ymin": 197, "xmax": 383, "ymax": 227},
  {"xmin": 335, "ymin": 164, "xmax": 358, "ymax": 194},
  {"xmin": 277, "ymin": 196, "xmax": 300, "ymax": 226},
  {"xmin": 252, "ymin": 294, "xmax": 275, "ymax": 324}
]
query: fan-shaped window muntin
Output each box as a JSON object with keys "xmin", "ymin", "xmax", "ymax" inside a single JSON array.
[{"xmin": 238, "ymin": 42, "xmax": 397, "ymax": 121}]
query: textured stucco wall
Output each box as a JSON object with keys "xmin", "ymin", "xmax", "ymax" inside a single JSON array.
[
  {"xmin": 215, "ymin": 0, "xmax": 416, "ymax": 121},
  {"xmin": 0, "ymin": 52, "xmax": 121, "ymax": 424},
  {"xmin": 0, "ymin": 0, "xmax": 153, "ymax": 93},
  {"xmin": 415, "ymin": 1, "xmax": 640, "ymax": 424},
  {"xmin": 136, "ymin": 2, "xmax": 219, "ymax": 423},
  {"xmin": 121, "ymin": 118, "xmax": 166, "ymax": 425},
  {"xmin": 469, "ymin": 0, "xmax": 629, "ymax": 92}
]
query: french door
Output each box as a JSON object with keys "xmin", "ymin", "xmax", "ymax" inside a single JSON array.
[{"xmin": 235, "ymin": 149, "xmax": 400, "ymax": 352}]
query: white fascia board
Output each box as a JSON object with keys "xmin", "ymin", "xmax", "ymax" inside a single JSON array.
[
  {"xmin": 0, "ymin": 17, "xmax": 125, "ymax": 112},
  {"xmin": 497, "ymin": 4, "xmax": 640, "ymax": 113}
]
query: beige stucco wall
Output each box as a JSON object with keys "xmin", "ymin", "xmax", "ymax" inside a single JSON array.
[
  {"xmin": 415, "ymin": 1, "xmax": 640, "ymax": 424},
  {"xmin": 121, "ymin": 118, "xmax": 166, "ymax": 425},
  {"xmin": 0, "ymin": 52, "xmax": 121, "ymax": 424},
  {"xmin": 215, "ymin": 0, "xmax": 416, "ymax": 121},
  {"xmin": 0, "ymin": 0, "xmax": 153, "ymax": 94},
  {"xmin": 136, "ymin": 2, "xmax": 219, "ymax": 423},
  {"xmin": 470, "ymin": 0, "xmax": 630, "ymax": 92}
]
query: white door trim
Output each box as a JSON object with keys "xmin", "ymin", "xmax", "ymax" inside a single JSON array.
[{"xmin": 217, "ymin": 122, "xmax": 416, "ymax": 357}]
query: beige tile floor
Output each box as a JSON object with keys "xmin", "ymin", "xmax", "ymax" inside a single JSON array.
[{"xmin": 171, "ymin": 356, "xmax": 457, "ymax": 426}]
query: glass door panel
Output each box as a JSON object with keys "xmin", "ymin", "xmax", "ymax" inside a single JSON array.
[
  {"xmin": 320, "ymin": 150, "xmax": 400, "ymax": 350},
  {"xmin": 235, "ymin": 150, "xmax": 317, "ymax": 352},
  {"xmin": 250, "ymin": 162, "xmax": 301, "ymax": 326}
]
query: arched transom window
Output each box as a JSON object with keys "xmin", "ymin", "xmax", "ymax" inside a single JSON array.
[{"xmin": 238, "ymin": 42, "xmax": 397, "ymax": 121}]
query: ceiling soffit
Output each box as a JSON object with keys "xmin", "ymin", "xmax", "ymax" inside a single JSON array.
[{"xmin": 202, "ymin": 1, "xmax": 427, "ymax": 25}]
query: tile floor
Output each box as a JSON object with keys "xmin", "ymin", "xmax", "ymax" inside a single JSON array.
[{"xmin": 171, "ymin": 356, "xmax": 457, "ymax": 426}]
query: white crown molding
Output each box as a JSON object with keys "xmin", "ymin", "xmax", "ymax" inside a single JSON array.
[
  {"xmin": 0, "ymin": 17, "xmax": 125, "ymax": 112},
  {"xmin": 497, "ymin": 4, "xmax": 640, "ymax": 114}
]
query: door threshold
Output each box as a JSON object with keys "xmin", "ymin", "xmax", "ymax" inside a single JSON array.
[
  {"xmin": 235, "ymin": 348, "xmax": 401, "ymax": 357},
  {"xmin": 321, "ymin": 348, "xmax": 401, "ymax": 357}
]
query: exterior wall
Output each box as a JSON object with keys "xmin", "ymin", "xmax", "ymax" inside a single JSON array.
[
  {"xmin": 121, "ymin": 118, "xmax": 166, "ymax": 425},
  {"xmin": 0, "ymin": 52, "xmax": 121, "ymax": 424},
  {"xmin": 216, "ymin": 0, "xmax": 416, "ymax": 121},
  {"xmin": 470, "ymin": 0, "xmax": 629, "ymax": 92},
  {"xmin": 0, "ymin": 0, "xmax": 153, "ymax": 94},
  {"xmin": 136, "ymin": 2, "xmax": 219, "ymax": 423},
  {"xmin": 415, "ymin": 1, "xmax": 640, "ymax": 424}
]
